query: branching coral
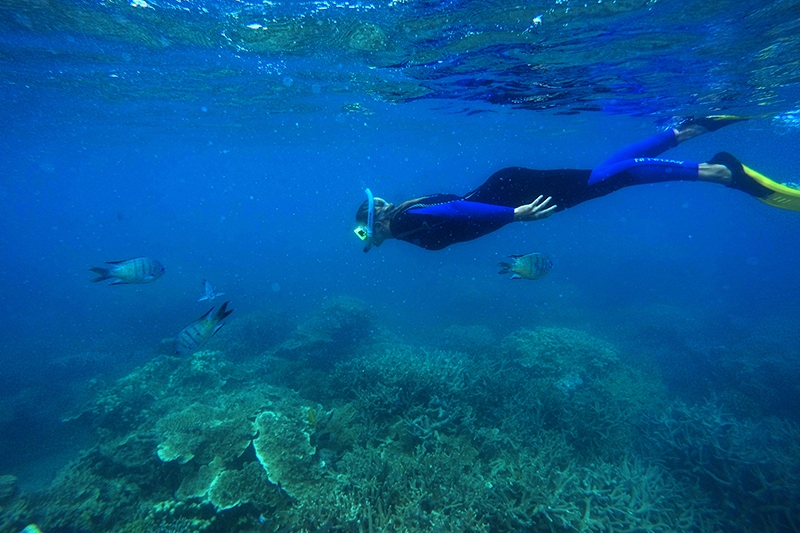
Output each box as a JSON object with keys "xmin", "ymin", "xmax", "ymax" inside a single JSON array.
[
  {"xmin": 644, "ymin": 398, "xmax": 800, "ymax": 531},
  {"xmin": 331, "ymin": 344, "xmax": 481, "ymax": 419},
  {"xmin": 502, "ymin": 326, "xmax": 620, "ymax": 380},
  {"xmin": 437, "ymin": 324, "xmax": 499, "ymax": 356}
]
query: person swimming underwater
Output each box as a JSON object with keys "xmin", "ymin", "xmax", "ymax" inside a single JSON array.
[{"xmin": 354, "ymin": 116, "xmax": 800, "ymax": 252}]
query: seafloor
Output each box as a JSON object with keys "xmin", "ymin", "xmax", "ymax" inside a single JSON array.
[{"xmin": 1, "ymin": 296, "xmax": 799, "ymax": 533}]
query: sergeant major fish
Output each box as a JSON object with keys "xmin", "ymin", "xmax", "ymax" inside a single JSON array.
[
  {"xmin": 198, "ymin": 279, "xmax": 224, "ymax": 302},
  {"xmin": 90, "ymin": 257, "xmax": 165, "ymax": 285},
  {"xmin": 174, "ymin": 301, "xmax": 233, "ymax": 355},
  {"xmin": 498, "ymin": 252, "xmax": 553, "ymax": 280}
]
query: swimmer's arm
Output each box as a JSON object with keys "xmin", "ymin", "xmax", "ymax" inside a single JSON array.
[
  {"xmin": 408, "ymin": 197, "xmax": 556, "ymax": 223},
  {"xmin": 407, "ymin": 200, "xmax": 515, "ymax": 223},
  {"xmin": 513, "ymin": 195, "xmax": 556, "ymax": 222}
]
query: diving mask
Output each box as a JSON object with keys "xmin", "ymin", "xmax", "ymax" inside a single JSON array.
[
  {"xmin": 353, "ymin": 226, "xmax": 369, "ymax": 241},
  {"xmin": 354, "ymin": 188, "xmax": 375, "ymax": 252}
]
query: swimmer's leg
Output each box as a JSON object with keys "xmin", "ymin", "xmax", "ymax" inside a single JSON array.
[
  {"xmin": 589, "ymin": 158, "xmax": 699, "ymax": 186},
  {"xmin": 596, "ymin": 130, "xmax": 678, "ymax": 170},
  {"xmin": 591, "ymin": 116, "xmax": 748, "ymax": 185}
]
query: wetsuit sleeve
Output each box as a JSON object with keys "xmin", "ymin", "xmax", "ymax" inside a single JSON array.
[{"xmin": 407, "ymin": 200, "xmax": 515, "ymax": 223}]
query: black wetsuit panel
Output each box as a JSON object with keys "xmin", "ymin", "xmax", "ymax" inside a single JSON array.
[{"xmin": 465, "ymin": 167, "xmax": 637, "ymax": 212}]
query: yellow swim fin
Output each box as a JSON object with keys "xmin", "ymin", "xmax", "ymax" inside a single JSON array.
[
  {"xmin": 741, "ymin": 164, "xmax": 800, "ymax": 212},
  {"xmin": 709, "ymin": 152, "xmax": 800, "ymax": 212}
]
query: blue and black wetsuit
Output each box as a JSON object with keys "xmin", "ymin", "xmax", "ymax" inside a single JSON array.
[{"xmin": 390, "ymin": 130, "xmax": 699, "ymax": 250}]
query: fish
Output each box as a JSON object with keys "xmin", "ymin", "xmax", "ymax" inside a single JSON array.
[
  {"xmin": 90, "ymin": 257, "xmax": 165, "ymax": 285},
  {"xmin": 174, "ymin": 301, "xmax": 234, "ymax": 355},
  {"xmin": 198, "ymin": 279, "xmax": 224, "ymax": 302},
  {"xmin": 498, "ymin": 252, "xmax": 553, "ymax": 280}
]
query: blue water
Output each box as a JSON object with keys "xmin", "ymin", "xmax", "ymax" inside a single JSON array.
[{"xmin": 2, "ymin": 0, "xmax": 800, "ymax": 530}]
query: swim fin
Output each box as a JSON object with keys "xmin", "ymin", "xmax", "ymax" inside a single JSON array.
[
  {"xmin": 677, "ymin": 115, "xmax": 749, "ymax": 133},
  {"xmin": 709, "ymin": 152, "xmax": 800, "ymax": 212}
]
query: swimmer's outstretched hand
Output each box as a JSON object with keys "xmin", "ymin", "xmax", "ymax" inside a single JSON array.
[{"xmin": 513, "ymin": 195, "xmax": 556, "ymax": 222}]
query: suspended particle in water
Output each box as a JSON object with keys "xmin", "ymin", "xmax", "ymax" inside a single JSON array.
[{"xmin": 283, "ymin": 77, "xmax": 294, "ymax": 87}]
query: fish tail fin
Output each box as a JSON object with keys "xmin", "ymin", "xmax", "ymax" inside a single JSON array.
[
  {"xmin": 211, "ymin": 322, "xmax": 226, "ymax": 338},
  {"xmin": 197, "ymin": 306, "xmax": 216, "ymax": 322},
  {"xmin": 214, "ymin": 301, "xmax": 234, "ymax": 322},
  {"xmin": 498, "ymin": 262, "xmax": 512, "ymax": 275},
  {"xmin": 89, "ymin": 267, "xmax": 112, "ymax": 282}
]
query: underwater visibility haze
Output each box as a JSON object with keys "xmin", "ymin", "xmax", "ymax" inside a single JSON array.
[{"xmin": 2, "ymin": 0, "xmax": 800, "ymax": 531}]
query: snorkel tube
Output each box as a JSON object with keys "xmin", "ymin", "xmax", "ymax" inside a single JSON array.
[
  {"xmin": 364, "ymin": 188, "xmax": 375, "ymax": 252},
  {"xmin": 353, "ymin": 188, "xmax": 376, "ymax": 252}
]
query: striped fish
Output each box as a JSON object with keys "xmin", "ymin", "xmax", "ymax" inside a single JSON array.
[
  {"xmin": 498, "ymin": 252, "xmax": 553, "ymax": 280},
  {"xmin": 174, "ymin": 302, "xmax": 233, "ymax": 355},
  {"xmin": 90, "ymin": 257, "xmax": 165, "ymax": 285}
]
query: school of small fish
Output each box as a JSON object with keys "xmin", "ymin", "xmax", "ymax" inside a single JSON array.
[
  {"xmin": 88, "ymin": 247, "xmax": 552, "ymax": 360},
  {"xmin": 89, "ymin": 257, "xmax": 232, "ymax": 356}
]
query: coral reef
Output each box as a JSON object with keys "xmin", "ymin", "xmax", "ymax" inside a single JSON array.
[
  {"xmin": 502, "ymin": 326, "xmax": 620, "ymax": 379},
  {"xmin": 497, "ymin": 327, "xmax": 664, "ymax": 459},
  {"xmin": 206, "ymin": 461, "xmax": 280, "ymax": 511},
  {"xmin": 216, "ymin": 309, "xmax": 294, "ymax": 362},
  {"xmin": 273, "ymin": 296, "xmax": 376, "ymax": 367},
  {"xmin": 3, "ymin": 298, "xmax": 799, "ymax": 533},
  {"xmin": 155, "ymin": 403, "xmax": 255, "ymax": 465},
  {"xmin": 436, "ymin": 324, "xmax": 499, "ymax": 356}
]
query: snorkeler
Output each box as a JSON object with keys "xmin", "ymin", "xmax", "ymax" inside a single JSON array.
[{"xmin": 354, "ymin": 116, "xmax": 800, "ymax": 252}]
